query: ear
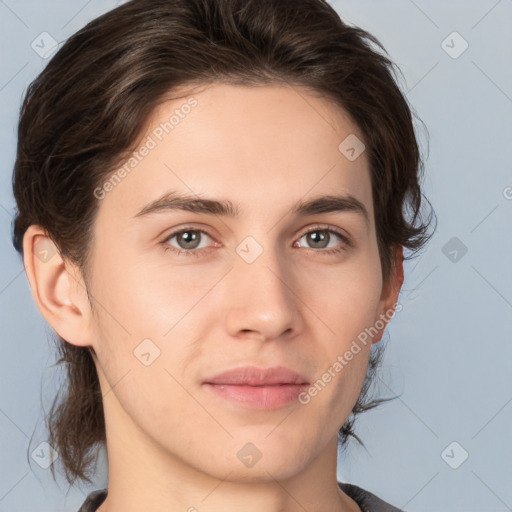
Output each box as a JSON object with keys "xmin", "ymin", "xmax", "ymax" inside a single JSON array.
[
  {"xmin": 372, "ymin": 244, "xmax": 404, "ymax": 344},
  {"xmin": 22, "ymin": 225, "xmax": 93, "ymax": 348}
]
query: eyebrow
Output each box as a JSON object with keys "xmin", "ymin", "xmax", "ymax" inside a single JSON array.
[{"xmin": 134, "ymin": 190, "xmax": 370, "ymax": 227}]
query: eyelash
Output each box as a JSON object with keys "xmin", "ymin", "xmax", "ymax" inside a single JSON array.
[{"xmin": 161, "ymin": 225, "xmax": 352, "ymax": 258}]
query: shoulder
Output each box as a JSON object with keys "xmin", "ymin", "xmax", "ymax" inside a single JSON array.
[
  {"xmin": 338, "ymin": 481, "xmax": 405, "ymax": 512},
  {"xmin": 76, "ymin": 488, "xmax": 107, "ymax": 512}
]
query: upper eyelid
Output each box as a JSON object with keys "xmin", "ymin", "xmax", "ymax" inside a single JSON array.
[{"xmin": 297, "ymin": 224, "xmax": 348, "ymax": 238}]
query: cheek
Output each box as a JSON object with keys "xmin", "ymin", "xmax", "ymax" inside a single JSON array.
[
  {"xmin": 87, "ymin": 250, "xmax": 213, "ymax": 386},
  {"xmin": 300, "ymin": 249, "xmax": 382, "ymax": 405},
  {"xmin": 87, "ymin": 258, "xmax": 195, "ymax": 433},
  {"xmin": 89, "ymin": 249, "xmax": 174, "ymax": 334},
  {"xmin": 301, "ymin": 247, "xmax": 383, "ymax": 338}
]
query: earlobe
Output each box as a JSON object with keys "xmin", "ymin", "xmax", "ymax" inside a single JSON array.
[
  {"xmin": 22, "ymin": 225, "xmax": 92, "ymax": 348},
  {"xmin": 372, "ymin": 245, "xmax": 405, "ymax": 344}
]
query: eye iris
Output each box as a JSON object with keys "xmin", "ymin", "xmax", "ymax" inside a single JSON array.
[
  {"xmin": 308, "ymin": 230, "xmax": 329, "ymax": 248},
  {"xmin": 178, "ymin": 231, "xmax": 201, "ymax": 249}
]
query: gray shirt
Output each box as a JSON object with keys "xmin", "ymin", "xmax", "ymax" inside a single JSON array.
[{"xmin": 77, "ymin": 482, "xmax": 405, "ymax": 511}]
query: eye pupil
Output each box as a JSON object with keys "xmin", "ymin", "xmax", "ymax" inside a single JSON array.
[
  {"xmin": 308, "ymin": 230, "xmax": 329, "ymax": 248},
  {"xmin": 178, "ymin": 231, "xmax": 201, "ymax": 249}
]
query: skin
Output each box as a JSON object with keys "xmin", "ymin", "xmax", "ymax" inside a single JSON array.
[{"xmin": 23, "ymin": 82, "xmax": 403, "ymax": 512}]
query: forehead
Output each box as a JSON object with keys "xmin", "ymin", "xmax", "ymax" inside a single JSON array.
[{"xmin": 97, "ymin": 82, "xmax": 374, "ymax": 225}]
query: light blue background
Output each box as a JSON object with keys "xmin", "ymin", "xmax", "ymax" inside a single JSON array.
[{"xmin": 1, "ymin": 1, "xmax": 511, "ymax": 511}]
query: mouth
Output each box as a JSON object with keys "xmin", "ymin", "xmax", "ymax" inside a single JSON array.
[{"xmin": 202, "ymin": 366, "xmax": 309, "ymax": 410}]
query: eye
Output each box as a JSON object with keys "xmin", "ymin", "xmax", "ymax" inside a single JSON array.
[
  {"xmin": 162, "ymin": 228, "xmax": 215, "ymax": 257},
  {"xmin": 161, "ymin": 225, "xmax": 351, "ymax": 258},
  {"xmin": 294, "ymin": 226, "xmax": 351, "ymax": 255}
]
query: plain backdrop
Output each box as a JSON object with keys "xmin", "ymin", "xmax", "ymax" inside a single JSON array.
[{"xmin": 1, "ymin": 1, "xmax": 511, "ymax": 511}]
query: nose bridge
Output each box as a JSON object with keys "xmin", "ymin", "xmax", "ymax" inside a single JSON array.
[
  {"xmin": 237, "ymin": 232, "xmax": 293, "ymax": 296},
  {"xmin": 224, "ymin": 232, "xmax": 298, "ymax": 338}
]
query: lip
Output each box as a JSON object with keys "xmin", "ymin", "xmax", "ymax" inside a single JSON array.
[
  {"xmin": 203, "ymin": 366, "xmax": 309, "ymax": 386},
  {"xmin": 202, "ymin": 366, "xmax": 309, "ymax": 410}
]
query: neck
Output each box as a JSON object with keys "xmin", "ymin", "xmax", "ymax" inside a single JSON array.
[{"xmin": 98, "ymin": 417, "xmax": 360, "ymax": 512}]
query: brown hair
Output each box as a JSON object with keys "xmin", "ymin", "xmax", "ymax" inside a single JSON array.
[{"xmin": 12, "ymin": 0, "xmax": 435, "ymax": 486}]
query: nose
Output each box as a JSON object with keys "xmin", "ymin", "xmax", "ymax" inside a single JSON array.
[{"xmin": 223, "ymin": 237, "xmax": 303, "ymax": 342}]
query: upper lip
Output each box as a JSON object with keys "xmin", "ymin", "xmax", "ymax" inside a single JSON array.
[{"xmin": 203, "ymin": 366, "xmax": 309, "ymax": 386}]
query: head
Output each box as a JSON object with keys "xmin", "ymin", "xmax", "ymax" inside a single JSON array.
[{"xmin": 12, "ymin": 0, "xmax": 435, "ymax": 487}]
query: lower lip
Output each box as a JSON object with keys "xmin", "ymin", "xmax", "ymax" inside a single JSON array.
[{"xmin": 203, "ymin": 383, "xmax": 308, "ymax": 410}]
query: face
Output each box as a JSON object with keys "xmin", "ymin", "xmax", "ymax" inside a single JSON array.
[{"xmin": 84, "ymin": 82, "xmax": 397, "ymax": 482}]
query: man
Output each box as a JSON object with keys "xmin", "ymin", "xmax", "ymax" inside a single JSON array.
[{"xmin": 12, "ymin": 1, "xmax": 434, "ymax": 510}]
